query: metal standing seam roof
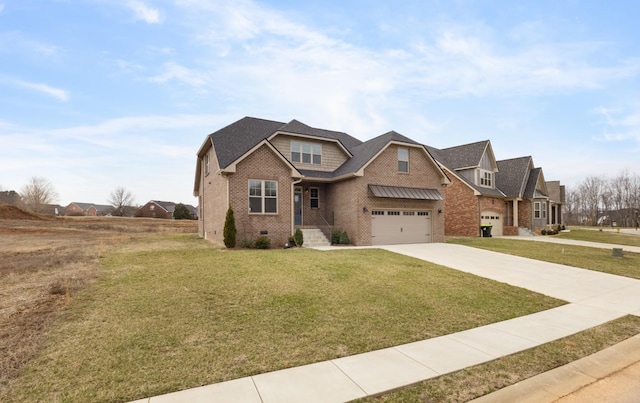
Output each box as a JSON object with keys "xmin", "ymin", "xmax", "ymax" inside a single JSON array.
[{"xmin": 369, "ymin": 184, "xmax": 444, "ymax": 200}]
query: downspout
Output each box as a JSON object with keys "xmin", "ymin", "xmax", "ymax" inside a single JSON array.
[{"xmin": 292, "ymin": 178, "xmax": 303, "ymax": 236}]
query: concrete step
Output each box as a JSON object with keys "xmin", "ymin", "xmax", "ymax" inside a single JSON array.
[{"xmin": 299, "ymin": 228, "xmax": 331, "ymax": 247}]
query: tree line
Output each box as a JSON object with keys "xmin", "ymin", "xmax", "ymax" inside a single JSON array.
[{"xmin": 564, "ymin": 169, "xmax": 640, "ymax": 227}]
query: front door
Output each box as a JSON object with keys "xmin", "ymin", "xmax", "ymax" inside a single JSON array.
[{"xmin": 294, "ymin": 187, "xmax": 302, "ymax": 226}]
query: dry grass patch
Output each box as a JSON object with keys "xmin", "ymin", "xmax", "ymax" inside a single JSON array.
[
  {"xmin": 7, "ymin": 238, "xmax": 562, "ymax": 402},
  {"xmin": 0, "ymin": 217, "xmax": 196, "ymax": 401}
]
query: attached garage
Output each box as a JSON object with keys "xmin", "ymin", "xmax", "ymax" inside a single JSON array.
[
  {"xmin": 480, "ymin": 211, "xmax": 503, "ymax": 236},
  {"xmin": 371, "ymin": 210, "xmax": 432, "ymax": 245}
]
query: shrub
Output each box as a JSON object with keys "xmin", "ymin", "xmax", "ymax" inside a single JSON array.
[
  {"xmin": 223, "ymin": 206, "xmax": 236, "ymax": 248},
  {"xmin": 541, "ymin": 229, "xmax": 547, "ymax": 235},
  {"xmin": 240, "ymin": 238, "xmax": 254, "ymax": 249},
  {"xmin": 254, "ymin": 236, "xmax": 271, "ymax": 249},
  {"xmin": 557, "ymin": 224, "xmax": 562, "ymax": 233},
  {"xmin": 339, "ymin": 231, "xmax": 350, "ymax": 244},
  {"xmin": 173, "ymin": 203, "xmax": 192, "ymax": 219},
  {"xmin": 294, "ymin": 228, "xmax": 304, "ymax": 247},
  {"xmin": 287, "ymin": 236, "xmax": 296, "ymax": 246},
  {"xmin": 331, "ymin": 231, "xmax": 341, "ymax": 245}
]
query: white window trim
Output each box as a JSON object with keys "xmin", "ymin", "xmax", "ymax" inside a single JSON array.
[
  {"xmin": 248, "ymin": 179, "xmax": 278, "ymax": 214},
  {"xmin": 398, "ymin": 147, "xmax": 409, "ymax": 173},
  {"xmin": 204, "ymin": 153, "xmax": 210, "ymax": 176},
  {"xmin": 534, "ymin": 201, "xmax": 541, "ymax": 219},
  {"xmin": 479, "ymin": 169, "xmax": 493, "ymax": 188},
  {"xmin": 291, "ymin": 140, "xmax": 322, "ymax": 165}
]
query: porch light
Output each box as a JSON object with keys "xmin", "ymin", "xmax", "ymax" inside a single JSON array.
[
  {"xmin": 362, "ymin": 206, "xmax": 368, "ymax": 213},
  {"xmin": 438, "ymin": 208, "xmax": 442, "ymax": 214}
]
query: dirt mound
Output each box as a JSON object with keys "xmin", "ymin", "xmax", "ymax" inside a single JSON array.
[{"xmin": 0, "ymin": 203, "xmax": 47, "ymax": 220}]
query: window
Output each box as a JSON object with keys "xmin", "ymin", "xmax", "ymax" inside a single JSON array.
[
  {"xmin": 534, "ymin": 202, "xmax": 541, "ymax": 219},
  {"xmin": 372, "ymin": 210, "xmax": 384, "ymax": 216},
  {"xmin": 387, "ymin": 211, "xmax": 400, "ymax": 216},
  {"xmin": 398, "ymin": 148, "xmax": 409, "ymax": 172},
  {"xmin": 479, "ymin": 170, "xmax": 492, "ymax": 187},
  {"xmin": 249, "ymin": 180, "xmax": 278, "ymax": 213},
  {"xmin": 204, "ymin": 153, "xmax": 210, "ymax": 175},
  {"xmin": 541, "ymin": 202, "xmax": 547, "ymax": 219},
  {"xmin": 291, "ymin": 141, "xmax": 322, "ymax": 165},
  {"xmin": 310, "ymin": 187, "xmax": 319, "ymax": 209}
]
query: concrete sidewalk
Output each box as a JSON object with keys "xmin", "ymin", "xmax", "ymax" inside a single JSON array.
[
  {"xmin": 131, "ymin": 242, "xmax": 640, "ymax": 403},
  {"xmin": 497, "ymin": 234, "xmax": 640, "ymax": 254}
]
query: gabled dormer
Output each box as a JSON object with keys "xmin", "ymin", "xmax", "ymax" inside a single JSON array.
[
  {"xmin": 268, "ymin": 119, "xmax": 361, "ymax": 173},
  {"xmin": 430, "ymin": 140, "xmax": 499, "ymax": 190}
]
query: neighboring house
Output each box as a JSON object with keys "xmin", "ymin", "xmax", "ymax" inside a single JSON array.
[
  {"xmin": 0, "ymin": 190, "xmax": 22, "ymax": 206},
  {"xmin": 426, "ymin": 140, "xmax": 507, "ymax": 236},
  {"xmin": 194, "ymin": 117, "xmax": 450, "ymax": 246},
  {"xmin": 64, "ymin": 202, "xmax": 114, "ymax": 216},
  {"xmin": 546, "ymin": 180, "xmax": 565, "ymax": 227},
  {"xmin": 495, "ymin": 156, "xmax": 564, "ymax": 233},
  {"xmin": 136, "ymin": 200, "xmax": 198, "ymax": 219},
  {"xmin": 42, "ymin": 204, "xmax": 65, "ymax": 216}
]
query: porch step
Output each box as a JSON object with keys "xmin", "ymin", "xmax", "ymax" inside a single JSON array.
[
  {"xmin": 518, "ymin": 227, "xmax": 536, "ymax": 236},
  {"xmin": 299, "ymin": 228, "xmax": 331, "ymax": 247}
]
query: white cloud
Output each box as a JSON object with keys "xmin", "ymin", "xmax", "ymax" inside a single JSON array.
[
  {"xmin": 126, "ymin": 0, "xmax": 161, "ymax": 24},
  {"xmin": 165, "ymin": 0, "xmax": 640, "ymax": 138},
  {"xmin": 149, "ymin": 61, "xmax": 210, "ymax": 88},
  {"xmin": 593, "ymin": 105, "xmax": 640, "ymax": 143},
  {"xmin": 16, "ymin": 80, "xmax": 69, "ymax": 101}
]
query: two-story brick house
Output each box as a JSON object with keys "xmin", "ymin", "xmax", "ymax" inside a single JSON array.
[
  {"xmin": 193, "ymin": 117, "xmax": 450, "ymax": 246},
  {"xmin": 426, "ymin": 140, "xmax": 508, "ymax": 236}
]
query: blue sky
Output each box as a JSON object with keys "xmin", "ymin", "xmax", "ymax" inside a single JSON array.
[{"xmin": 1, "ymin": 0, "xmax": 639, "ymax": 206}]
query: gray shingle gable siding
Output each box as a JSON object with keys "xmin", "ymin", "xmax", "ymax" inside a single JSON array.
[{"xmin": 277, "ymin": 119, "xmax": 362, "ymax": 152}]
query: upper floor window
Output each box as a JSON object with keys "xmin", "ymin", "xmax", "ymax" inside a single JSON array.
[
  {"xmin": 479, "ymin": 170, "xmax": 492, "ymax": 187},
  {"xmin": 204, "ymin": 153, "xmax": 210, "ymax": 175},
  {"xmin": 291, "ymin": 141, "xmax": 321, "ymax": 165},
  {"xmin": 249, "ymin": 180, "xmax": 277, "ymax": 214},
  {"xmin": 398, "ymin": 148, "xmax": 409, "ymax": 173}
]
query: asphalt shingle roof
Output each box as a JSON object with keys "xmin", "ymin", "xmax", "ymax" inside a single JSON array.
[
  {"xmin": 433, "ymin": 140, "xmax": 490, "ymax": 169},
  {"xmin": 426, "ymin": 141, "xmax": 504, "ymax": 197},
  {"xmin": 495, "ymin": 156, "xmax": 533, "ymax": 198},
  {"xmin": 208, "ymin": 117, "xmax": 286, "ymax": 169}
]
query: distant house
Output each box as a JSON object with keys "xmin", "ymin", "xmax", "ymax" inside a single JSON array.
[
  {"xmin": 64, "ymin": 202, "xmax": 114, "ymax": 216},
  {"xmin": 43, "ymin": 204, "xmax": 65, "ymax": 216},
  {"xmin": 136, "ymin": 200, "xmax": 198, "ymax": 219},
  {"xmin": 0, "ymin": 190, "xmax": 22, "ymax": 206}
]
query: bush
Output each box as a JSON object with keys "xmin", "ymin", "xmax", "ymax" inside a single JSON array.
[
  {"xmin": 173, "ymin": 203, "xmax": 192, "ymax": 219},
  {"xmin": 339, "ymin": 231, "xmax": 350, "ymax": 244},
  {"xmin": 223, "ymin": 207, "xmax": 236, "ymax": 248},
  {"xmin": 331, "ymin": 231, "xmax": 341, "ymax": 245},
  {"xmin": 240, "ymin": 238, "xmax": 254, "ymax": 248},
  {"xmin": 541, "ymin": 229, "xmax": 547, "ymax": 235},
  {"xmin": 557, "ymin": 224, "xmax": 562, "ymax": 233},
  {"xmin": 294, "ymin": 228, "xmax": 304, "ymax": 247},
  {"xmin": 254, "ymin": 236, "xmax": 271, "ymax": 249}
]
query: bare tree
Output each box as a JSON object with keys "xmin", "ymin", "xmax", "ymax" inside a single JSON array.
[
  {"xmin": 108, "ymin": 187, "xmax": 135, "ymax": 216},
  {"xmin": 20, "ymin": 177, "xmax": 59, "ymax": 213}
]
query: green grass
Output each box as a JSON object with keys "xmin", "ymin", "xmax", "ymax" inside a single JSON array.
[
  {"xmin": 558, "ymin": 227, "xmax": 640, "ymax": 247},
  {"xmin": 362, "ymin": 315, "xmax": 640, "ymax": 402},
  {"xmin": 448, "ymin": 236, "xmax": 640, "ymax": 279},
  {"xmin": 9, "ymin": 234, "xmax": 563, "ymax": 402}
]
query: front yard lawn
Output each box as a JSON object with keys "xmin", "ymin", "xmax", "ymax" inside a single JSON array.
[
  {"xmin": 9, "ymin": 235, "xmax": 563, "ymax": 402},
  {"xmin": 448, "ymin": 236, "xmax": 640, "ymax": 279}
]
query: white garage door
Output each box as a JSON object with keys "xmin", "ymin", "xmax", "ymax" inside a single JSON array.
[
  {"xmin": 480, "ymin": 211, "xmax": 503, "ymax": 236},
  {"xmin": 371, "ymin": 210, "xmax": 432, "ymax": 245}
]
